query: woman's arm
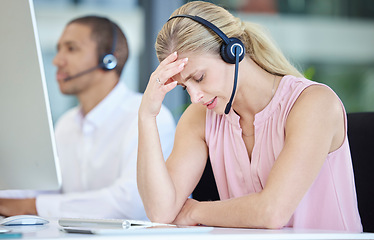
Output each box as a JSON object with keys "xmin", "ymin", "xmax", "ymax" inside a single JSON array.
[
  {"xmin": 173, "ymin": 85, "xmax": 346, "ymax": 228},
  {"xmin": 165, "ymin": 104, "xmax": 208, "ymax": 217},
  {"xmin": 137, "ymin": 53, "xmax": 208, "ymax": 223}
]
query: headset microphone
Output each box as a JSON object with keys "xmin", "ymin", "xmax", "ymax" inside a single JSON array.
[
  {"xmin": 63, "ymin": 65, "xmax": 101, "ymax": 81},
  {"xmin": 167, "ymin": 15, "xmax": 245, "ymax": 114},
  {"xmin": 64, "ymin": 22, "xmax": 118, "ymax": 82},
  {"xmin": 224, "ymin": 45, "xmax": 240, "ymax": 114}
]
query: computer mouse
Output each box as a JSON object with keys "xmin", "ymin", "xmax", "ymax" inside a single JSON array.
[
  {"xmin": 0, "ymin": 215, "xmax": 49, "ymax": 226},
  {"xmin": 0, "ymin": 225, "xmax": 10, "ymax": 233}
]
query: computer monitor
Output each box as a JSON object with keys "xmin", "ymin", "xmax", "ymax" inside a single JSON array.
[{"xmin": 0, "ymin": 0, "xmax": 61, "ymax": 190}]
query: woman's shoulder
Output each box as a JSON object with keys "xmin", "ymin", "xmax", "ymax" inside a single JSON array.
[
  {"xmin": 179, "ymin": 103, "xmax": 206, "ymax": 125},
  {"xmin": 288, "ymin": 82, "xmax": 344, "ymax": 133},
  {"xmin": 281, "ymin": 75, "xmax": 342, "ymax": 113},
  {"xmin": 299, "ymin": 83, "xmax": 342, "ymax": 113},
  {"xmin": 176, "ymin": 103, "xmax": 206, "ymax": 137}
]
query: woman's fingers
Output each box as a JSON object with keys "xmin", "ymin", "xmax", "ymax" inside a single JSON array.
[
  {"xmin": 158, "ymin": 51, "xmax": 178, "ymax": 68},
  {"xmin": 162, "ymin": 80, "xmax": 178, "ymax": 93},
  {"xmin": 140, "ymin": 52, "xmax": 187, "ymax": 117},
  {"xmin": 151, "ymin": 52, "xmax": 188, "ymax": 94},
  {"xmin": 155, "ymin": 58, "xmax": 188, "ymax": 86}
]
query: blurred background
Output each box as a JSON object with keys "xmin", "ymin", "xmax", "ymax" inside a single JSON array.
[{"xmin": 32, "ymin": 0, "xmax": 374, "ymax": 124}]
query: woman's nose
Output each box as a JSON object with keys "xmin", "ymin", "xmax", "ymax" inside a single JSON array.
[{"xmin": 188, "ymin": 85, "xmax": 203, "ymax": 104}]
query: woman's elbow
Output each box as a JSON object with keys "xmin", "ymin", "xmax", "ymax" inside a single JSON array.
[
  {"xmin": 147, "ymin": 210, "xmax": 177, "ymax": 224},
  {"xmin": 262, "ymin": 216, "xmax": 288, "ymax": 229},
  {"xmin": 260, "ymin": 205, "xmax": 292, "ymax": 229}
]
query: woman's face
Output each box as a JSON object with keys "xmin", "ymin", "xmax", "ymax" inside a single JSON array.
[{"xmin": 172, "ymin": 53, "xmax": 234, "ymax": 114}]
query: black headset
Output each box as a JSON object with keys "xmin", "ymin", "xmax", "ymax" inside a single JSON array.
[
  {"xmin": 64, "ymin": 21, "xmax": 118, "ymax": 81},
  {"xmin": 99, "ymin": 22, "xmax": 118, "ymax": 71},
  {"xmin": 167, "ymin": 15, "xmax": 245, "ymax": 114}
]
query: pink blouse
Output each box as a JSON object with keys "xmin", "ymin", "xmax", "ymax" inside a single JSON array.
[{"xmin": 205, "ymin": 75, "xmax": 362, "ymax": 232}]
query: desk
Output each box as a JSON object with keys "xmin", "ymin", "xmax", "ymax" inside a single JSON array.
[{"xmin": 2, "ymin": 220, "xmax": 374, "ymax": 240}]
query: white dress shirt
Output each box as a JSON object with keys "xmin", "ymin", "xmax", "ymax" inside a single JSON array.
[{"xmin": 2, "ymin": 82, "xmax": 176, "ymax": 220}]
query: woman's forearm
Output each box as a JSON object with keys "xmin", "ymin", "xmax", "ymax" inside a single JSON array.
[
  {"xmin": 137, "ymin": 114, "xmax": 178, "ymax": 223},
  {"xmin": 137, "ymin": 52, "xmax": 188, "ymax": 223},
  {"xmin": 188, "ymin": 193, "xmax": 289, "ymax": 229}
]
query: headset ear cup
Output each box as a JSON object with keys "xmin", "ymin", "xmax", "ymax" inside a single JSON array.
[
  {"xmin": 99, "ymin": 54, "xmax": 118, "ymax": 70},
  {"xmin": 220, "ymin": 44, "xmax": 233, "ymax": 64},
  {"xmin": 220, "ymin": 38, "xmax": 245, "ymax": 64}
]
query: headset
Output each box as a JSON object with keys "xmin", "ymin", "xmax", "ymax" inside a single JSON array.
[
  {"xmin": 168, "ymin": 15, "xmax": 245, "ymax": 114},
  {"xmin": 64, "ymin": 22, "xmax": 118, "ymax": 81}
]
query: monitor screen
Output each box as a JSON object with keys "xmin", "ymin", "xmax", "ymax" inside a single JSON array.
[{"xmin": 0, "ymin": 0, "xmax": 61, "ymax": 190}]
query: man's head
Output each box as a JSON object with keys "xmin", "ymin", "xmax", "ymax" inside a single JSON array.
[
  {"xmin": 53, "ymin": 16, "xmax": 129, "ymax": 95},
  {"xmin": 68, "ymin": 16, "xmax": 129, "ymax": 77}
]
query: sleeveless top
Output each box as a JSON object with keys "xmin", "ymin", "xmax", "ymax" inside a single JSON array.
[{"xmin": 205, "ymin": 75, "xmax": 362, "ymax": 232}]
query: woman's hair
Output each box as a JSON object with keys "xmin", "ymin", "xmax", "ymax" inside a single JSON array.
[
  {"xmin": 156, "ymin": 1, "xmax": 303, "ymax": 78},
  {"xmin": 68, "ymin": 15, "xmax": 129, "ymax": 77}
]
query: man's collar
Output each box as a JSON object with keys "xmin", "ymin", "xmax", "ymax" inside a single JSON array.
[{"xmin": 77, "ymin": 82, "xmax": 128, "ymax": 132}]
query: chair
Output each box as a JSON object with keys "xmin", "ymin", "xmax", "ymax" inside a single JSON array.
[
  {"xmin": 347, "ymin": 112, "xmax": 374, "ymax": 232},
  {"xmin": 192, "ymin": 157, "xmax": 220, "ymax": 201}
]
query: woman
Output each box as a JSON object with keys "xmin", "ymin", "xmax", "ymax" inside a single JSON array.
[{"xmin": 137, "ymin": 1, "xmax": 362, "ymax": 231}]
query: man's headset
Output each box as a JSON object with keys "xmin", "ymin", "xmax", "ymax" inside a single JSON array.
[
  {"xmin": 64, "ymin": 22, "xmax": 118, "ymax": 81},
  {"xmin": 167, "ymin": 15, "xmax": 245, "ymax": 114}
]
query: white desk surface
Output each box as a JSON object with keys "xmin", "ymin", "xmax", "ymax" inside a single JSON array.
[{"xmin": 2, "ymin": 220, "xmax": 374, "ymax": 240}]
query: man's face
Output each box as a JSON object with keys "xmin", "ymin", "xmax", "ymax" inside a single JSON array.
[{"xmin": 53, "ymin": 23, "xmax": 99, "ymax": 95}]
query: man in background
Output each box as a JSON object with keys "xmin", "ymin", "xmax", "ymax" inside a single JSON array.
[{"xmin": 0, "ymin": 16, "xmax": 175, "ymax": 220}]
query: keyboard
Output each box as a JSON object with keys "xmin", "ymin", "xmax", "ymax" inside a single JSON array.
[{"xmin": 58, "ymin": 218, "xmax": 173, "ymax": 229}]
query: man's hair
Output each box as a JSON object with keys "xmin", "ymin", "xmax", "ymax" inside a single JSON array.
[{"xmin": 68, "ymin": 15, "xmax": 129, "ymax": 77}]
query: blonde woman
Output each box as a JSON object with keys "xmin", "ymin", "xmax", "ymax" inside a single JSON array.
[{"xmin": 137, "ymin": 1, "xmax": 362, "ymax": 232}]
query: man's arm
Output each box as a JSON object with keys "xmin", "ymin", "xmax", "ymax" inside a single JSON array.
[{"xmin": 0, "ymin": 198, "xmax": 36, "ymax": 216}]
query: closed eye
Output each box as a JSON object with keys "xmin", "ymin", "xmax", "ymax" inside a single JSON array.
[{"xmin": 196, "ymin": 74, "xmax": 204, "ymax": 83}]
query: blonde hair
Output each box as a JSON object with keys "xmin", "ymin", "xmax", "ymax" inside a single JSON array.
[{"xmin": 155, "ymin": 1, "xmax": 303, "ymax": 78}]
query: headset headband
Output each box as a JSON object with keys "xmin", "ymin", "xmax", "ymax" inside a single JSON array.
[
  {"xmin": 168, "ymin": 15, "xmax": 230, "ymax": 45},
  {"xmin": 167, "ymin": 14, "xmax": 244, "ymax": 114}
]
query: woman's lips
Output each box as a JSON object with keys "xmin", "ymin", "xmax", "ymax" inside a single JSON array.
[{"xmin": 205, "ymin": 97, "xmax": 217, "ymax": 110}]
